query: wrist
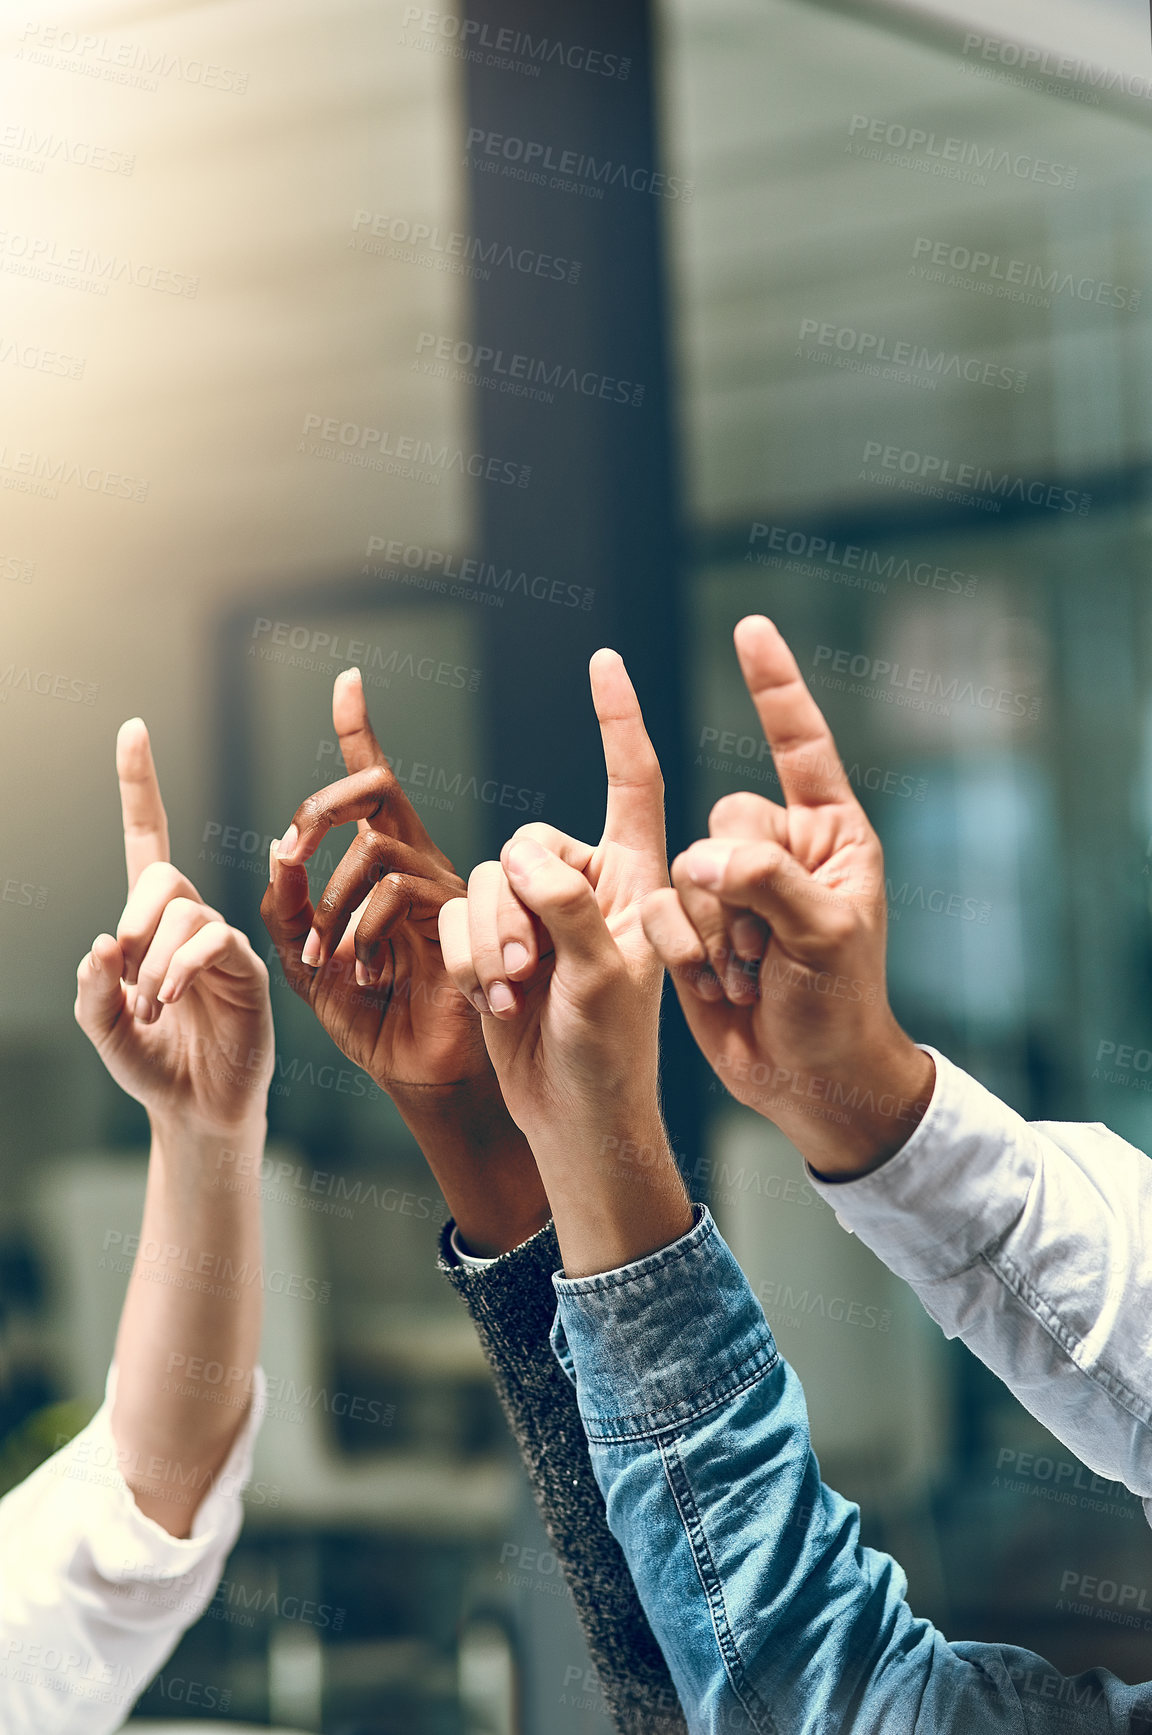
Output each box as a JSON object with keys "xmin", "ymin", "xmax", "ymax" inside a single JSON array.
[
  {"xmin": 392, "ymin": 1071, "xmax": 551, "ymax": 1257},
  {"xmin": 147, "ymin": 1111, "xmax": 268, "ymax": 1167},
  {"xmin": 530, "ymin": 1112, "xmax": 694, "ymax": 1280},
  {"xmin": 770, "ymin": 1036, "xmax": 935, "ymax": 1180}
]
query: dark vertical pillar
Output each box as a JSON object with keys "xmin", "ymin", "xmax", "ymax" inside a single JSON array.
[{"xmin": 462, "ymin": 0, "xmax": 705, "ymax": 1170}]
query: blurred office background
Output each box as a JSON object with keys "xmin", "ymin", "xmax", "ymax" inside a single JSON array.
[{"xmin": 3, "ymin": 0, "xmax": 1152, "ymax": 1726}]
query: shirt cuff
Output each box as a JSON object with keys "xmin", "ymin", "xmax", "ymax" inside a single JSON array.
[
  {"xmin": 804, "ymin": 1046, "xmax": 1038, "ymax": 1282},
  {"xmin": 66, "ymin": 1362, "xmax": 266, "ymax": 1583},
  {"xmin": 551, "ymin": 1206, "xmax": 777, "ymax": 1444}
]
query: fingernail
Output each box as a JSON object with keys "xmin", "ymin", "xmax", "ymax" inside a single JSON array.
[
  {"xmin": 134, "ymin": 996, "xmax": 153, "ymax": 1023},
  {"xmin": 731, "ymin": 916, "xmax": 763, "ymax": 960},
  {"xmin": 301, "ymin": 928, "xmax": 321, "ymax": 967},
  {"xmin": 354, "ymin": 960, "xmax": 370, "ymax": 987},
  {"xmin": 470, "ymin": 990, "xmax": 491, "ymax": 1015},
  {"xmin": 507, "ymin": 837, "xmax": 547, "ymax": 875},
  {"xmin": 692, "ymin": 967, "xmax": 724, "ymax": 1002},
  {"xmin": 277, "ymin": 825, "xmax": 299, "ymax": 862},
  {"xmin": 684, "ymin": 845, "xmax": 726, "ymax": 891},
  {"xmin": 156, "ymin": 979, "xmax": 175, "ymax": 1004},
  {"xmin": 269, "ymin": 839, "xmax": 280, "ymax": 878},
  {"xmin": 488, "ymin": 981, "xmax": 516, "ymax": 1013},
  {"xmin": 502, "ymin": 941, "xmax": 529, "ymax": 975}
]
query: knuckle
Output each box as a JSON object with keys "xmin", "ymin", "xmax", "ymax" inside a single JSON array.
[
  {"xmin": 709, "ymin": 791, "xmax": 765, "ymax": 833},
  {"xmin": 511, "ymin": 822, "xmax": 553, "ymax": 849},
  {"xmin": 823, "ymin": 907, "xmax": 858, "ymax": 949},
  {"xmin": 359, "ymin": 828, "xmax": 392, "ymax": 866},
  {"xmin": 550, "ymin": 878, "xmax": 590, "ymax": 919},
  {"xmin": 313, "ymin": 886, "xmax": 343, "ymax": 925}
]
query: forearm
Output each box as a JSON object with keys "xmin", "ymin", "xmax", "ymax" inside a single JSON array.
[
  {"xmin": 111, "ymin": 1114, "xmax": 264, "ymax": 1535},
  {"xmin": 439, "ymin": 1223, "xmax": 687, "ymax": 1735},
  {"xmin": 393, "ymin": 1069, "xmax": 550, "ymax": 1257}
]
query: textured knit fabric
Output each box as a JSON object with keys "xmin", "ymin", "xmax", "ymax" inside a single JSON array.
[{"xmin": 438, "ymin": 1218, "xmax": 687, "ymax": 1735}]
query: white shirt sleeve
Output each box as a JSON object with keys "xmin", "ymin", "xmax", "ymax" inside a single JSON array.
[
  {"xmin": 0, "ymin": 1363, "xmax": 265, "ymax": 1734},
  {"xmin": 806, "ymin": 1047, "xmax": 1152, "ymax": 1519}
]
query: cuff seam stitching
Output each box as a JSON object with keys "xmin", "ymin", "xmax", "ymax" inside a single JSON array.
[{"xmin": 584, "ymin": 1344, "xmax": 778, "ymax": 1444}]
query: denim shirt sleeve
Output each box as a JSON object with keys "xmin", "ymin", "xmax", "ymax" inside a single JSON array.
[
  {"xmin": 806, "ymin": 1048, "xmax": 1152, "ymax": 1513},
  {"xmin": 552, "ymin": 1209, "xmax": 1152, "ymax": 1735}
]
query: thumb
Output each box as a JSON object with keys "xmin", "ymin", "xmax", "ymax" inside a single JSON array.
[
  {"xmin": 501, "ymin": 836, "xmax": 616, "ymax": 978},
  {"xmin": 75, "ymin": 934, "xmax": 130, "ymax": 1043}
]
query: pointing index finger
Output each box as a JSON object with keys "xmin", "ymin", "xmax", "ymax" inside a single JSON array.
[
  {"xmin": 733, "ymin": 616, "xmax": 856, "ymax": 810},
  {"xmin": 333, "ymin": 667, "xmax": 387, "ymax": 776},
  {"xmin": 116, "ymin": 718, "xmax": 170, "ymax": 891},
  {"xmin": 590, "ymin": 648, "xmax": 666, "ymax": 858}
]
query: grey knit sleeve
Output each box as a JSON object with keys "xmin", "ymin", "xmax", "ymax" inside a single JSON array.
[{"xmin": 437, "ymin": 1218, "xmax": 688, "ymax": 1735}]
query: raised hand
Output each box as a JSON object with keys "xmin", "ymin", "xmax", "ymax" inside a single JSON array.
[
  {"xmin": 73, "ymin": 719, "xmax": 270, "ymax": 1534},
  {"xmin": 640, "ymin": 616, "xmax": 934, "ymax": 1178},
  {"xmin": 261, "ymin": 668, "xmax": 549, "ymax": 1255},
  {"xmin": 261, "ymin": 668, "xmax": 493, "ymax": 1100},
  {"xmin": 439, "ymin": 651, "xmax": 694, "ymax": 1276},
  {"xmin": 75, "ymin": 720, "xmax": 273, "ymax": 1137}
]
